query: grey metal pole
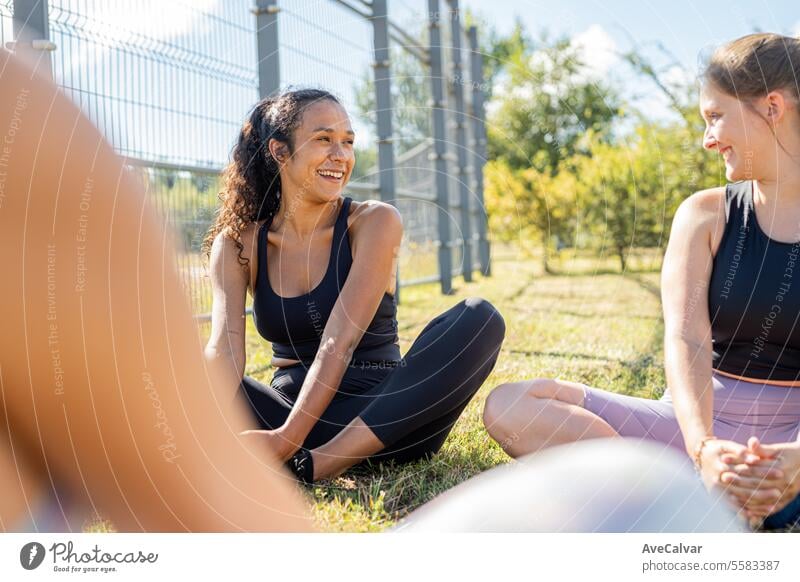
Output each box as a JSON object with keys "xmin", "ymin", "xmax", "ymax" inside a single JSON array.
[
  {"xmin": 447, "ymin": 0, "xmax": 473, "ymax": 282},
  {"xmin": 371, "ymin": 0, "xmax": 401, "ymax": 301},
  {"xmin": 252, "ymin": 0, "xmax": 280, "ymax": 98},
  {"xmin": 371, "ymin": 0, "xmax": 395, "ymax": 206},
  {"xmin": 12, "ymin": 0, "xmax": 54, "ymax": 78},
  {"xmin": 468, "ymin": 25, "xmax": 491, "ymax": 276},
  {"xmin": 428, "ymin": 0, "xmax": 452, "ymax": 294}
]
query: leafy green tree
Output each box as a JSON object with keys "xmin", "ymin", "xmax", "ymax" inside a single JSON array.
[
  {"xmin": 484, "ymin": 159, "xmax": 579, "ymax": 272},
  {"xmin": 576, "ymin": 122, "xmax": 720, "ymax": 270},
  {"xmin": 483, "ymin": 32, "xmax": 621, "ymax": 269},
  {"xmin": 486, "ymin": 34, "xmax": 621, "ymax": 175}
]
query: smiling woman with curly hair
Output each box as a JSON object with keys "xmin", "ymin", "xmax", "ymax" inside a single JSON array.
[{"xmin": 203, "ymin": 89, "xmax": 505, "ymax": 484}]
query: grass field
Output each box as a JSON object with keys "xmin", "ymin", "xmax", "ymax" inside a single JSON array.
[
  {"xmin": 236, "ymin": 248, "xmax": 670, "ymax": 532},
  {"xmin": 80, "ymin": 248, "xmax": 797, "ymax": 532}
]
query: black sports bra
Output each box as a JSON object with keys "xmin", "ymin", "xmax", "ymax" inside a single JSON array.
[
  {"xmin": 708, "ymin": 181, "xmax": 800, "ymax": 381},
  {"xmin": 252, "ymin": 197, "xmax": 400, "ymax": 364}
]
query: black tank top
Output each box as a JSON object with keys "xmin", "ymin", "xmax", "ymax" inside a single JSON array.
[
  {"xmin": 252, "ymin": 197, "xmax": 401, "ymax": 364},
  {"xmin": 708, "ymin": 181, "xmax": 800, "ymax": 381}
]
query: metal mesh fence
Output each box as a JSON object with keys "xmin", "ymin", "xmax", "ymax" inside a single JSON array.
[
  {"xmin": 48, "ymin": 0, "xmax": 258, "ymax": 168},
  {"xmin": 278, "ymin": 0, "xmax": 379, "ymax": 188},
  {"xmin": 1, "ymin": 1, "xmax": 12, "ymax": 46},
  {"xmin": 45, "ymin": 0, "xmax": 259, "ymax": 318},
  {"xmin": 388, "ymin": 1, "xmax": 439, "ymax": 285},
  {"xmin": 9, "ymin": 0, "xmax": 489, "ymax": 320}
]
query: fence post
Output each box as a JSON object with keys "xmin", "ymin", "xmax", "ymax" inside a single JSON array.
[
  {"xmin": 253, "ymin": 0, "xmax": 280, "ymax": 98},
  {"xmin": 371, "ymin": 0, "xmax": 395, "ymax": 206},
  {"xmin": 468, "ymin": 25, "xmax": 491, "ymax": 276},
  {"xmin": 12, "ymin": 0, "xmax": 54, "ymax": 78},
  {"xmin": 446, "ymin": 0, "xmax": 473, "ymax": 283},
  {"xmin": 427, "ymin": 0, "xmax": 453, "ymax": 295},
  {"xmin": 371, "ymin": 0, "xmax": 401, "ymax": 301}
]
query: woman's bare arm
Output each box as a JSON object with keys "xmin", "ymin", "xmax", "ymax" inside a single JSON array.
[
  {"xmin": 204, "ymin": 231, "xmax": 250, "ymax": 396},
  {"xmin": 661, "ymin": 189, "xmax": 724, "ymax": 455},
  {"xmin": 0, "ymin": 49, "xmax": 311, "ymax": 531},
  {"xmin": 278, "ymin": 202, "xmax": 402, "ymax": 448}
]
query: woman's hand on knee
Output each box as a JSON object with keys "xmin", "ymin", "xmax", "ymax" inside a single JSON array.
[{"xmin": 240, "ymin": 427, "xmax": 301, "ymax": 462}]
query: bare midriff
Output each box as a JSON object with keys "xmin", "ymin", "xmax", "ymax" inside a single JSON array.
[{"xmin": 272, "ymin": 357, "xmax": 302, "ymax": 368}]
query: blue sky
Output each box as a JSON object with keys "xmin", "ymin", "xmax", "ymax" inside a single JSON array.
[{"xmin": 461, "ymin": 0, "xmax": 798, "ymax": 70}]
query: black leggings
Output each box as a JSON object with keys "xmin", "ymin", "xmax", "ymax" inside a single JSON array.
[{"xmin": 239, "ymin": 297, "xmax": 505, "ymax": 464}]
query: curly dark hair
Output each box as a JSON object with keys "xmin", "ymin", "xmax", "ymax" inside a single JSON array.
[{"xmin": 202, "ymin": 88, "xmax": 341, "ymax": 264}]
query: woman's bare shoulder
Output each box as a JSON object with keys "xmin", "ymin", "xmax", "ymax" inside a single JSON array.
[
  {"xmin": 347, "ymin": 199, "xmax": 403, "ymax": 234},
  {"xmin": 672, "ymin": 186, "xmax": 728, "ymax": 254},
  {"xmin": 212, "ymin": 222, "xmax": 261, "ymax": 261}
]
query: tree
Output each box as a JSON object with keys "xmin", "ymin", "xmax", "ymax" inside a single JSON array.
[
  {"xmin": 576, "ymin": 122, "xmax": 720, "ymax": 271},
  {"xmin": 483, "ymin": 33, "xmax": 621, "ymax": 270},
  {"xmin": 486, "ymin": 34, "xmax": 622, "ymax": 175},
  {"xmin": 484, "ymin": 159, "xmax": 579, "ymax": 272}
]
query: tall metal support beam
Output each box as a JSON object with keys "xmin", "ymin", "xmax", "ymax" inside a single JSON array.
[
  {"xmin": 468, "ymin": 25, "xmax": 491, "ymax": 276},
  {"xmin": 427, "ymin": 0, "xmax": 452, "ymax": 294},
  {"xmin": 447, "ymin": 0, "xmax": 473, "ymax": 282},
  {"xmin": 12, "ymin": 0, "xmax": 54, "ymax": 78},
  {"xmin": 371, "ymin": 0, "xmax": 401, "ymax": 300},
  {"xmin": 253, "ymin": 0, "xmax": 280, "ymax": 98},
  {"xmin": 371, "ymin": 0, "xmax": 396, "ymax": 207}
]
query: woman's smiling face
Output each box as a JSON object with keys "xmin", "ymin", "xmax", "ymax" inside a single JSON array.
[
  {"xmin": 699, "ymin": 83, "xmax": 777, "ymax": 182},
  {"xmin": 278, "ymin": 99, "xmax": 355, "ymax": 202}
]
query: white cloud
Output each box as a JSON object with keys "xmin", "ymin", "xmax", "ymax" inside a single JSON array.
[
  {"xmin": 792, "ymin": 20, "xmax": 800, "ymax": 38},
  {"xmin": 487, "ymin": 24, "xmax": 623, "ymax": 122},
  {"xmin": 571, "ymin": 24, "xmax": 619, "ymax": 78},
  {"xmin": 662, "ymin": 64, "xmax": 696, "ymax": 90}
]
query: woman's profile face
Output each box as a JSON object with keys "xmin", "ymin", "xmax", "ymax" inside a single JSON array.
[
  {"xmin": 699, "ymin": 83, "xmax": 776, "ymax": 182},
  {"xmin": 280, "ymin": 99, "xmax": 355, "ymax": 202}
]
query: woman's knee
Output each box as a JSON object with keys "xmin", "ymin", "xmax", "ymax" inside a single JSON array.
[
  {"xmin": 482, "ymin": 378, "xmax": 579, "ymax": 437},
  {"xmin": 482, "ymin": 384, "xmax": 510, "ymax": 438},
  {"xmin": 457, "ymin": 297, "xmax": 506, "ymax": 346},
  {"xmin": 483, "ymin": 380, "xmax": 537, "ymax": 438}
]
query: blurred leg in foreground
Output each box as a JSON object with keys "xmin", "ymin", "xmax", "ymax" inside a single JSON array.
[{"xmin": 0, "ymin": 49, "xmax": 311, "ymax": 532}]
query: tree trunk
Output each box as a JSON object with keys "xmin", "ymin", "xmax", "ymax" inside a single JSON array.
[
  {"xmin": 543, "ymin": 232, "xmax": 553, "ymax": 274},
  {"xmin": 617, "ymin": 246, "xmax": 627, "ymax": 272}
]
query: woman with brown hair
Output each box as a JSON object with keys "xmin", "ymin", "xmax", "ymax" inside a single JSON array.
[
  {"xmin": 483, "ymin": 33, "xmax": 800, "ymax": 530},
  {"xmin": 203, "ymin": 89, "xmax": 505, "ymax": 484}
]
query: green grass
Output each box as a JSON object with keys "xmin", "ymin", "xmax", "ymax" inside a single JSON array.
[
  {"xmin": 95, "ymin": 248, "xmax": 797, "ymax": 532},
  {"xmin": 266, "ymin": 249, "xmax": 670, "ymax": 532}
]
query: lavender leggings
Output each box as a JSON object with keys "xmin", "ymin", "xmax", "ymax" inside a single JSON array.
[
  {"xmin": 581, "ymin": 373, "xmax": 800, "ymax": 529},
  {"xmin": 581, "ymin": 373, "xmax": 800, "ymax": 451}
]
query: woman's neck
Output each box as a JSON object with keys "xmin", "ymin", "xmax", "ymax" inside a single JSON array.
[
  {"xmin": 754, "ymin": 168, "xmax": 800, "ymax": 203},
  {"xmin": 752, "ymin": 164, "xmax": 800, "ymax": 239},
  {"xmin": 272, "ymin": 189, "xmax": 341, "ymax": 240},
  {"xmin": 755, "ymin": 125, "xmax": 800, "ymax": 202}
]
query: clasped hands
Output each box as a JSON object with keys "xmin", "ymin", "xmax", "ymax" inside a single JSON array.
[{"xmin": 699, "ymin": 436, "xmax": 800, "ymax": 524}]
